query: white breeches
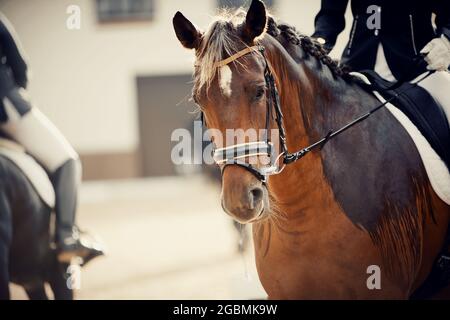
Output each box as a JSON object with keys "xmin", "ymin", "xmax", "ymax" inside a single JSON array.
[{"xmin": 0, "ymin": 90, "xmax": 78, "ymax": 173}]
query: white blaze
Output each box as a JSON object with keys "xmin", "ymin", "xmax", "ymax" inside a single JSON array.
[{"xmin": 219, "ymin": 65, "xmax": 233, "ymax": 97}]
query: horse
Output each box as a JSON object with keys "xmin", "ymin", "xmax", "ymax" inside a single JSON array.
[
  {"xmin": 173, "ymin": 0, "xmax": 450, "ymax": 299},
  {"xmin": 0, "ymin": 142, "xmax": 72, "ymax": 300}
]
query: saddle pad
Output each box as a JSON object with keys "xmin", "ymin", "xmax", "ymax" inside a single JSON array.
[
  {"xmin": 352, "ymin": 72, "xmax": 450, "ymax": 205},
  {"xmin": 0, "ymin": 138, "xmax": 55, "ymax": 208},
  {"xmin": 359, "ymin": 70, "xmax": 450, "ymax": 170}
]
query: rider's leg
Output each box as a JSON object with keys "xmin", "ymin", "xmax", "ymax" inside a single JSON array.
[
  {"xmin": 0, "ymin": 87, "xmax": 103, "ymax": 263},
  {"xmin": 51, "ymin": 158, "xmax": 82, "ymax": 254},
  {"xmin": 375, "ymin": 44, "xmax": 450, "ymax": 125},
  {"xmin": 413, "ymin": 71, "xmax": 450, "ymax": 127}
]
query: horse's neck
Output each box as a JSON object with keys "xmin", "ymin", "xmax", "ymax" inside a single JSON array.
[{"xmin": 265, "ymin": 41, "xmax": 356, "ymax": 220}]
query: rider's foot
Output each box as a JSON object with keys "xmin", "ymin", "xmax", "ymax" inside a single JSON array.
[{"xmin": 57, "ymin": 228, "xmax": 105, "ymax": 265}]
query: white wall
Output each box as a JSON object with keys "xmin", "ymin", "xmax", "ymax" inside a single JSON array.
[{"xmin": 0, "ymin": 0, "xmax": 351, "ymax": 154}]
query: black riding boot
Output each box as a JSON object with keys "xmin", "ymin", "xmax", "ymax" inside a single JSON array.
[{"xmin": 51, "ymin": 158, "xmax": 104, "ymax": 265}]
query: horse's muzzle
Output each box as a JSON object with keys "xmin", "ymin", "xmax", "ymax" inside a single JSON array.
[{"xmin": 221, "ymin": 165, "xmax": 269, "ymax": 224}]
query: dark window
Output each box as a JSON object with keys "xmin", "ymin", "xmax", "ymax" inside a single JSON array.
[
  {"xmin": 96, "ymin": 0, "xmax": 155, "ymax": 22},
  {"xmin": 217, "ymin": 0, "xmax": 274, "ymax": 9}
]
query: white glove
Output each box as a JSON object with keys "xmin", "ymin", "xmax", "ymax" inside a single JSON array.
[{"xmin": 420, "ymin": 35, "xmax": 450, "ymax": 71}]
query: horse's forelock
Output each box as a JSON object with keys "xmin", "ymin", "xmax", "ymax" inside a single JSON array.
[{"xmin": 194, "ymin": 9, "xmax": 249, "ymax": 95}]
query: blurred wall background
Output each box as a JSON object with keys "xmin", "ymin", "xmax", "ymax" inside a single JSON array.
[{"xmin": 0, "ymin": 0, "xmax": 351, "ymax": 180}]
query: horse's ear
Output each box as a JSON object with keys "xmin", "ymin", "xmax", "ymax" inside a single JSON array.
[
  {"xmin": 173, "ymin": 11, "xmax": 202, "ymax": 50},
  {"xmin": 242, "ymin": 0, "xmax": 267, "ymax": 43}
]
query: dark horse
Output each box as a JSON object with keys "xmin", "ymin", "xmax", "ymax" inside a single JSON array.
[
  {"xmin": 0, "ymin": 150, "xmax": 72, "ymax": 299},
  {"xmin": 173, "ymin": 0, "xmax": 450, "ymax": 299}
]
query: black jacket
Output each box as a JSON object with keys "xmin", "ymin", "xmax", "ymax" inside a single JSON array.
[
  {"xmin": 0, "ymin": 12, "xmax": 28, "ymax": 90},
  {"xmin": 312, "ymin": 0, "xmax": 450, "ymax": 80}
]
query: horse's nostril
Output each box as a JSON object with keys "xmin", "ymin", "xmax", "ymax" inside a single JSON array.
[{"xmin": 249, "ymin": 186, "xmax": 264, "ymax": 209}]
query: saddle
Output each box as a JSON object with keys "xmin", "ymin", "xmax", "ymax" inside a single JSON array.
[
  {"xmin": 0, "ymin": 136, "xmax": 55, "ymax": 208},
  {"xmin": 359, "ymin": 70, "xmax": 450, "ymax": 170},
  {"xmin": 358, "ymin": 70, "xmax": 450, "ymax": 299}
]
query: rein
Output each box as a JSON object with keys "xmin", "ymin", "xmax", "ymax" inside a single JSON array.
[{"xmin": 207, "ymin": 44, "xmax": 434, "ymax": 183}]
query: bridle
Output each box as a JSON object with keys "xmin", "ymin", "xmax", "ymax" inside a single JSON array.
[
  {"xmin": 209, "ymin": 45, "xmax": 287, "ymax": 183},
  {"xmin": 204, "ymin": 44, "xmax": 434, "ymax": 184}
]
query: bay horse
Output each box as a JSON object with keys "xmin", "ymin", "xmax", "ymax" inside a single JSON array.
[
  {"xmin": 173, "ymin": 0, "xmax": 450, "ymax": 299},
  {"xmin": 0, "ymin": 146, "xmax": 72, "ymax": 300}
]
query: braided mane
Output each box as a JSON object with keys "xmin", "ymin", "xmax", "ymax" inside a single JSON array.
[{"xmin": 265, "ymin": 17, "xmax": 353, "ymax": 80}]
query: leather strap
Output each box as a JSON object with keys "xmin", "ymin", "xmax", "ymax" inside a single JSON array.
[
  {"xmin": 213, "ymin": 141, "xmax": 272, "ymax": 164},
  {"xmin": 213, "ymin": 46, "xmax": 261, "ymax": 68}
]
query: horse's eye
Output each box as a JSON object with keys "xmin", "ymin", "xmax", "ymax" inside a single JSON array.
[{"xmin": 254, "ymin": 87, "xmax": 265, "ymax": 101}]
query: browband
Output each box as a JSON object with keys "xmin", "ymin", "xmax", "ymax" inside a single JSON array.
[{"xmin": 213, "ymin": 45, "xmax": 262, "ymax": 68}]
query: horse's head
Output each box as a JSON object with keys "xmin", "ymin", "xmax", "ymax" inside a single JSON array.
[{"xmin": 173, "ymin": 0, "xmax": 280, "ymax": 223}]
